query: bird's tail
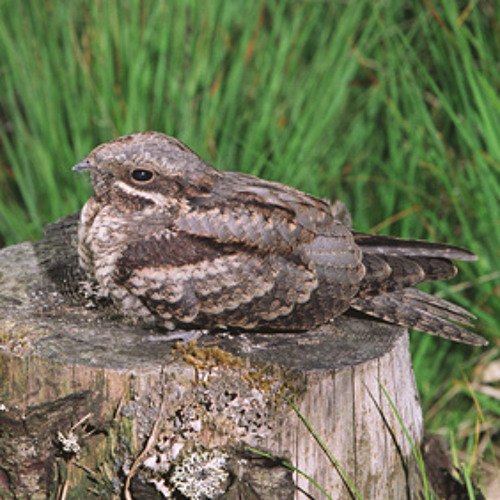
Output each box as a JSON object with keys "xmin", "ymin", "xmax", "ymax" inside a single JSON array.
[{"xmin": 349, "ymin": 233, "xmax": 486, "ymax": 346}]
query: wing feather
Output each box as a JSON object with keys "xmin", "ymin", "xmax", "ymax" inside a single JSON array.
[
  {"xmin": 113, "ymin": 229, "xmax": 317, "ymax": 327},
  {"xmin": 354, "ymin": 232, "xmax": 477, "ymax": 261}
]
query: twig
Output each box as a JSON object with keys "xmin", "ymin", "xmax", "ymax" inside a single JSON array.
[{"xmin": 124, "ymin": 372, "xmax": 169, "ymax": 500}]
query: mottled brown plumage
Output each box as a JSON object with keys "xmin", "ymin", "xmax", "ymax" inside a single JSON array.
[{"xmin": 73, "ymin": 132, "xmax": 486, "ymax": 345}]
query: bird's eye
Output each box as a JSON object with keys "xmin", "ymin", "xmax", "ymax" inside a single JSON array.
[{"xmin": 131, "ymin": 168, "xmax": 154, "ymax": 182}]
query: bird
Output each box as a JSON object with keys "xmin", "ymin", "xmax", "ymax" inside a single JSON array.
[{"xmin": 73, "ymin": 131, "xmax": 486, "ymax": 346}]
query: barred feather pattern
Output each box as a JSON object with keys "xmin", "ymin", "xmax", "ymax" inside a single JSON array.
[{"xmin": 74, "ymin": 132, "xmax": 486, "ymax": 346}]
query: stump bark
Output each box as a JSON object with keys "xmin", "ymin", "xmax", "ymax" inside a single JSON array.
[{"xmin": 0, "ymin": 214, "xmax": 426, "ymax": 499}]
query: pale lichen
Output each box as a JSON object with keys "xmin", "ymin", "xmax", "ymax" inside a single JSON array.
[
  {"xmin": 170, "ymin": 449, "xmax": 230, "ymax": 499},
  {"xmin": 55, "ymin": 430, "xmax": 81, "ymax": 456}
]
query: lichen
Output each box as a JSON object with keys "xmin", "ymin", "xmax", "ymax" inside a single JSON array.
[
  {"xmin": 170, "ymin": 449, "xmax": 229, "ymax": 499},
  {"xmin": 55, "ymin": 430, "xmax": 81, "ymax": 456}
]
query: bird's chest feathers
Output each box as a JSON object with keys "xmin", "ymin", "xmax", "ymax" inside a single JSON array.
[{"xmin": 82, "ymin": 202, "xmax": 174, "ymax": 287}]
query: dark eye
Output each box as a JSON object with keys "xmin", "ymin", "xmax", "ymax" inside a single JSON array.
[{"xmin": 131, "ymin": 168, "xmax": 154, "ymax": 182}]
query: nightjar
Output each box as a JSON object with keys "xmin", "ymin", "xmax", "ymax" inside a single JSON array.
[{"xmin": 73, "ymin": 132, "xmax": 485, "ymax": 345}]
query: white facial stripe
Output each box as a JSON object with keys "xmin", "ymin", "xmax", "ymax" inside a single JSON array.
[{"xmin": 115, "ymin": 180, "xmax": 168, "ymax": 205}]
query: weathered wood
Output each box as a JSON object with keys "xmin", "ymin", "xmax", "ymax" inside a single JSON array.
[{"xmin": 0, "ymin": 214, "xmax": 426, "ymax": 499}]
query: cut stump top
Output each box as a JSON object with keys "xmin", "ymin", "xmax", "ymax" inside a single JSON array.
[{"xmin": 0, "ymin": 213, "xmax": 404, "ymax": 372}]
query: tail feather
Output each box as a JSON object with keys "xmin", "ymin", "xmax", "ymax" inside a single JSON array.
[
  {"xmin": 354, "ymin": 232, "xmax": 478, "ymax": 261},
  {"xmin": 349, "ymin": 232, "xmax": 486, "ymax": 345},
  {"xmin": 410, "ymin": 257, "xmax": 457, "ymax": 281},
  {"xmin": 358, "ymin": 254, "xmax": 457, "ymax": 296},
  {"xmin": 349, "ymin": 288, "xmax": 486, "ymax": 346}
]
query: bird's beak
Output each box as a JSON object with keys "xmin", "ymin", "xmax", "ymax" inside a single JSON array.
[{"xmin": 72, "ymin": 158, "xmax": 95, "ymax": 172}]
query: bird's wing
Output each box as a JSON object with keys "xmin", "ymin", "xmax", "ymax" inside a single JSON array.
[
  {"xmin": 353, "ymin": 232, "xmax": 477, "ymax": 260},
  {"xmin": 112, "ymin": 228, "xmax": 318, "ymax": 328},
  {"xmin": 176, "ymin": 171, "xmax": 335, "ymax": 254},
  {"xmin": 113, "ymin": 174, "xmax": 364, "ymax": 328}
]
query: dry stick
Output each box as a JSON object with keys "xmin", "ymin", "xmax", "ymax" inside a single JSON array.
[
  {"xmin": 57, "ymin": 460, "xmax": 73, "ymax": 500},
  {"xmin": 70, "ymin": 413, "xmax": 93, "ymax": 433},
  {"xmin": 113, "ymin": 390, "xmax": 128, "ymax": 422},
  {"xmin": 124, "ymin": 370, "xmax": 169, "ymax": 500}
]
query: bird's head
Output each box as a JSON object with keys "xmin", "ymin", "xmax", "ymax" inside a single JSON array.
[{"xmin": 73, "ymin": 132, "xmax": 221, "ymax": 210}]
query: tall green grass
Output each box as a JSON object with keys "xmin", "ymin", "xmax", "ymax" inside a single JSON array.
[{"xmin": 0, "ymin": 0, "xmax": 499, "ymax": 482}]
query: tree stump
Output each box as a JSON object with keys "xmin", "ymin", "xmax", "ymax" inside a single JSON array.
[{"xmin": 0, "ymin": 214, "xmax": 426, "ymax": 499}]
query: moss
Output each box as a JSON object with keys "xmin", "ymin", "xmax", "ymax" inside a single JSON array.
[
  {"xmin": 171, "ymin": 340, "xmax": 302, "ymax": 398},
  {"xmin": 172, "ymin": 341, "xmax": 246, "ymax": 371}
]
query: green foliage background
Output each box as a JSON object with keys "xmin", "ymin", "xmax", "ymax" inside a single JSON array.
[{"xmin": 0, "ymin": 0, "xmax": 498, "ymax": 485}]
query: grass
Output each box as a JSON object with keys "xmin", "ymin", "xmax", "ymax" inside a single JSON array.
[
  {"xmin": 251, "ymin": 387, "xmax": 483, "ymax": 499},
  {"xmin": 0, "ymin": 0, "xmax": 499, "ymax": 494}
]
